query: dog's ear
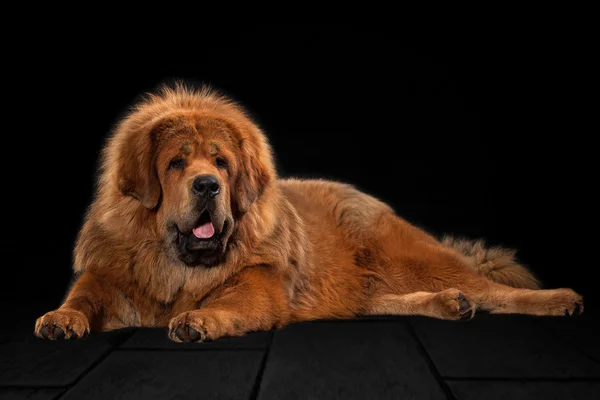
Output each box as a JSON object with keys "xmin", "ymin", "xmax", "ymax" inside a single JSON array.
[
  {"xmin": 233, "ymin": 129, "xmax": 275, "ymax": 214},
  {"xmin": 116, "ymin": 129, "xmax": 161, "ymax": 209}
]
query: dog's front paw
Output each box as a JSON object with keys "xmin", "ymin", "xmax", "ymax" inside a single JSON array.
[
  {"xmin": 168, "ymin": 311, "xmax": 226, "ymax": 343},
  {"xmin": 35, "ymin": 309, "xmax": 90, "ymax": 340}
]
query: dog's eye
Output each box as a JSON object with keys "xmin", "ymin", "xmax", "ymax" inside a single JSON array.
[
  {"xmin": 168, "ymin": 158, "xmax": 185, "ymax": 170},
  {"xmin": 216, "ymin": 157, "xmax": 228, "ymax": 170}
]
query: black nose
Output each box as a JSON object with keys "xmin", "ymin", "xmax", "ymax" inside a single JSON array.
[{"xmin": 192, "ymin": 175, "xmax": 220, "ymax": 198}]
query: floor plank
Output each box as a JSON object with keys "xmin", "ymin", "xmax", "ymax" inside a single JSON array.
[
  {"xmin": 61, "ymin": 350, "xmax": 264, "ymax": 400},
  {"xmin": 0, "ymin": 388, "xmax": 64, "ymax": 400},
  {"xmin": 410, "ymin": 314, "xmax": 600, "ymax": 378},
  {"xmin": 257, "ymin": 320, "xmax": 446, "ymax": 400},
  {"xmin": 448, "ymin": 380, "xmax": 600, "ymax": 400},
  {"xmin": 0, "ymin": 329, "xmax": 133, "ymax": 386}
]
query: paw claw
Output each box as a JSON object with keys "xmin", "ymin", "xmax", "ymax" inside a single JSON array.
[
  {"xmin": 188, "ymin": 327, "xmax": 201, "ymax": 342},
  {"xmin": 40, "ymin": 325, "xmax": 51, "ymax": 339},
  {"xmin": 175, "ymin": 326, "xmax": 187, "ymax": 342},
  {"xmin": 460, "ymin": 310, "xmax": 473, "ymax": 320},
  {"xmin": 53, "ymin": 326, "xmax": 65, "ymax": 340},
  {"xmin": 459, "ymin": 298, "xmax": 470, "ymax": 312}
]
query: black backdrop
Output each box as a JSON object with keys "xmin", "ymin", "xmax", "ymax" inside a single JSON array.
[{"xmin": 2, "ymin": 25, "xmax": 596, "ymax": 326}]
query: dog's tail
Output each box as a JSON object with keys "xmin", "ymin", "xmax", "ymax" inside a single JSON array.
[{"xmin": 442, "ymin": 235, "xmax": 541, "ymax": 289}]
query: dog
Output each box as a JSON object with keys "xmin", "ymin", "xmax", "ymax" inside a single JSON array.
[{"xmin": 35, "ymin": 84, "xmax": 583, "ymax": 342}]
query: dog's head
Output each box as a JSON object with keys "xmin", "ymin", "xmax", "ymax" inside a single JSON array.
[{"xmin": 110, "ymin": 86, "xmax": 275, "ymax": 267}]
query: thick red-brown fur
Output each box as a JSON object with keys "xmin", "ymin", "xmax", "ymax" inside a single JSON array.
[{"xmin": 35, "ymin": 84, "xmax": 583, "ymax": 341}]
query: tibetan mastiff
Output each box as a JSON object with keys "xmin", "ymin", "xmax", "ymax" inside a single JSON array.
[{"xmin": 36, "ymin": 84, "xmax": 583, "ymax": 341}]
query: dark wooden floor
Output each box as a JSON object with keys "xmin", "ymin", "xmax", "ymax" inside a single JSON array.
[{"xmin": 2, "ymin": 306, "xmax": 600, "ymax": 400}]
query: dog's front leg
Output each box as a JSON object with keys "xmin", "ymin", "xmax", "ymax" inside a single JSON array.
[
  {"xmin": 35, "ymin": 271, "xmax": 137, "ymax": 339},
  {"xmin": 169, "ymin": 265, "xmax": 289, "ymax": 342}
]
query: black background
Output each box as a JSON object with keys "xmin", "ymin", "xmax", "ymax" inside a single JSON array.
[{"xmin": 2, "ymin": 24, "xmax": 596, "ymax": 328}]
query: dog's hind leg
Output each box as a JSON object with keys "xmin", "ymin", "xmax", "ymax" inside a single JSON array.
[
  {"xmin": 366, "ymin": 288, "xmax": 476, "ymax": 320},
  {"xmin": 358, "ymin": 209, "xmax": 583, "ymax": 320},
  {"xmin": 366, "ymin": 283, "xmax": 583, "ymax": 320},
  {"xmin": 471, "ymin": 282, "xmax": 583, "ymax": 316}
]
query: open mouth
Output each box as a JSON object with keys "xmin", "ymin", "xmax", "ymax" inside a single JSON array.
[
  {"xmin": 172, "ymin": 210, "xmax": 231, "ymax": 267},
  {"xmin": 192, "ymin": 210, "xmax": 215, "ymax": 240}
]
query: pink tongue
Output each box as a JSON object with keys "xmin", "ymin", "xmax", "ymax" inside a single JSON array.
[{"xmin": 192, "ymin": 222, "xmax": 215, "ymax": 239}]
